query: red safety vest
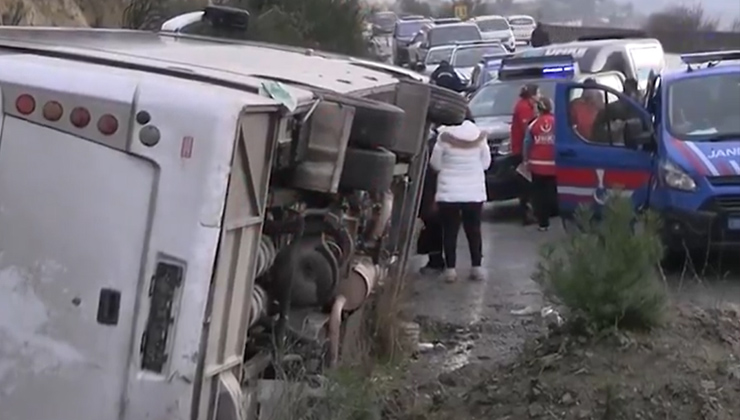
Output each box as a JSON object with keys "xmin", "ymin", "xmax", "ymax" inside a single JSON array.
[{"xmin": 528, "ymin": 114, "xmax": 556, "ymax": 176}]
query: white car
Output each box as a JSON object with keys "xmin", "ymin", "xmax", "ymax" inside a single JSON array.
[
  {"xmin": 471, "ymin": 15, "xmax": 516, "ymax": 52},
  {"xmin": 507, "ymin": 15, "xmax": 537, "ymax": 44}
]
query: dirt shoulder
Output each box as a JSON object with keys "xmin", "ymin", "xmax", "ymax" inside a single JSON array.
[{"xmin": 406, "ymin": 301, "xmax": 740, "ymax": 420}]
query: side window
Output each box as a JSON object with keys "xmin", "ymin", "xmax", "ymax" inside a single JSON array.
[
  {"xmin": 629, "ymin": 46, "xmax": 665, "ymax": 91},
  {"xmin": 567, "ymin": 85, "xmax": 644, "ymax": 147}
]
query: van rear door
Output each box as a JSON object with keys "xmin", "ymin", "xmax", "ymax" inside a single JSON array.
[{"xmin": 0, "ymin": 89, "xmax": 149, "ymax": 420}]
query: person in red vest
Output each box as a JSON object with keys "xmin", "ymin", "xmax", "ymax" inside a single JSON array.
[
  {"xmin": 523, "ymin": 97, "xmax": 557, "ymax": 231},
  {"xmin": 511, "ymin": 83, "xmax": 540, "ymax": 225}
]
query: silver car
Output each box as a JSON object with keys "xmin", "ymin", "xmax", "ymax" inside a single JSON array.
[
  {"xmin": 450, "ymin": 42, "xmax": 509, "ymax": 84},
  {"xmin": 414, "ymin": 45, "xmax": 455, "ymax": 76},
  {"xmin": 471, "ymin": 15, "xmax": 516, "ymax": 52},
  {"xmin": 507, "ymin": 15, "xmax": 537, "ymax": 44}
]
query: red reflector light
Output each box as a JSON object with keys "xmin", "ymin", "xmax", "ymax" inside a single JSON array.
[
  {"xmin": 16, "ymin": 94, "xmax": 35, "ymax": 115},
  {"xmin": 97, "ymin": 114, "xmax": 118, "ymax": 135},
  {"xmin": 43, "ymin": 101, "xmax": 63, "ymax": 121},
  {"xmin": 70, "ymin": 107, "xmax": 91, "ymax": 128}
]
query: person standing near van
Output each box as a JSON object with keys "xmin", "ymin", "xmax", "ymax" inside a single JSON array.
[
  {"xmin": 530, "ymin": 22, "xmax": 551, "ymax": 48},
  {"xmin": 511, "ymin": 83, "xmax": 539, "ymax": 225},
  {"xmin": 417, "ymin": 126, "xmax": 445, "ymax": 275},
  {"xmin": 430, "ymin": 120, "xmax": 491, "ymax": 283},
  {"xmin": 523, "ymin": 97, "xmax": 557, "ymax": 231}
]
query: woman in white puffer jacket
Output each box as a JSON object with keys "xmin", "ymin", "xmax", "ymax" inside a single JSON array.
[{"xmin": 430, "ymin": 119, "xmax": 491, "ymax": 283}]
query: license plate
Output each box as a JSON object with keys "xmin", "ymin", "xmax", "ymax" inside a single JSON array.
[{"xmin": 728, "ymin": 217, "xmax": 740, "ymax": 230}]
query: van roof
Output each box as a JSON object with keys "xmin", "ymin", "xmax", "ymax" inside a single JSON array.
[
  {"xmin": 664, "ymin": 61, "xmax": 740, "ymax": 82},
  {"xmin": 0, "ymin": 27, "xmax": 403, "ymax": 104},
  {"xmin": 473, "ymin": 15, "xmax": 507, "ymax": 21},
  {"xmin": 513, "ymin": 38, "xmax": 661, "ymax": 73}
]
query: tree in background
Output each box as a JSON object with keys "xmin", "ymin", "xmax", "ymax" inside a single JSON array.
[
  {"xmin": 732, "ymin": 17, "xmax": 740, "ymax": 32},
  {"xmin": 122, "ymin": 0, "xmax": 369, "ymax": 57},
  {"xmin": 643, "ymin": 4, "xmax": 718, "ymax": 33},
  {"xmin": 397, "ymin": 0, "xmax": 432, "ymax": 17}
]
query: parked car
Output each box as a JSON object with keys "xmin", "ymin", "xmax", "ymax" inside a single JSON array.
[
  {"xmin": 471, "ymin": 15, "xmax": 516, "ymax": 52},
  {"xmin": 408, "ymin": 22, "xmax": 483, "ymax": 66},
  {"xmin": 449, "ymin": 41, "xmax": 508, "ymax": 85},
  {"xmin": 507, "ymin": 15, "xmax": 536, "ymax": 44},
  {"xmin": 414, "ymin": 45, "xmax": 456, "ymax": 77},
  {"xmin": 393, "ymin": 17, "xmax": 432, "ymax": 66}
]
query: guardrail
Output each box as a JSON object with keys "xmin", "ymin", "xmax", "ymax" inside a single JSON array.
[{"xmin": 542, "ymin": 24, "xmax": 740, "ymax": 53}]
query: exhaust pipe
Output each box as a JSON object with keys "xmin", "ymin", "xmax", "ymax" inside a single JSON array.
[
  {"xmin": 370, "ymin": 190, "xmax": 394, "ymax": 240},
  {"xmin": 329, "ymin": 260, "xmax": 388, "ymax": 366}
]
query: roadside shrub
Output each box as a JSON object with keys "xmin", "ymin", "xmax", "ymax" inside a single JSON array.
[
  {"xmin": 643, "ymin": 4, "xmax": 719, "ymax": 33},
  {"xmin": 534, "ymin": 195, "xmax": 666, "ymax": 331}
]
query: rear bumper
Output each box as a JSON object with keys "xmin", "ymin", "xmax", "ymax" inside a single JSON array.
[{"xmin": 661, "ymin": 207, "xmax": 740, "ymax": 250}]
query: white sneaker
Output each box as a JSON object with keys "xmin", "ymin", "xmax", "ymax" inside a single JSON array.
[
  {"xmin": 470, "ymin": 266, "xmax": 486, "ymax": 281},
  {"xmin": 443, "ymin": 268, "xmax": 458, "ymax": 283}
]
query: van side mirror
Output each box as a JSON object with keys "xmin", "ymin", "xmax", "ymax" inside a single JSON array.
[
  {"xmin": 623, "ymin": 118, "xmax": 654, "ymax": 150},
  {"xmin": 414, "ymin": 62, "xmax": 426, "ymax": 71}
]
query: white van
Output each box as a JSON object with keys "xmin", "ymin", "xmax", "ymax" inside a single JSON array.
[{"xmin": 0, "ymin": 7, "xmax": 469, "ymax": 420}]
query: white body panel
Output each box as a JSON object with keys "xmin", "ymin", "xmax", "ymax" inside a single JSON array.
[{"xmin": 0, "ymin": 25, "xmax": 403, "ymax": 420}]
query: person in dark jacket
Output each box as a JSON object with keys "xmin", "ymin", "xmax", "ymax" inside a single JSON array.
[
  {"xmin": 530, "ymin": 23, "xmax": 551, "ymax": 48},
  {"xmin": 417, "ymin": 126, "xmax": 446, "ymax": 274},
  {"xmin": 591, "ymin": 78, "xmax": 643, "ymax": 144},
  {"xmin": 430, "ymin": 60, "xmax": 465, "ymax": 92}
]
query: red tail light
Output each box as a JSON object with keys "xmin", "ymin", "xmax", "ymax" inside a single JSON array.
[
  {"xmin": 70, "ymin": 107, "xmax": 91, "ymax": 128},
  {"xmin": 97, "ymin": 114, "xmax": 118, "ymax": 135},
  {"xmin": 43, "ymin": 101, "xmax": 63, "ymax": 121},
  {"xmin": 16, "ymin": 94, "xmax": 35, "ymax": 115}
]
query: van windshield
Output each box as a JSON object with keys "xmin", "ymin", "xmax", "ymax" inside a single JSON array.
[
  {"xmin": 469, "ymin": 79, "xmax": 558, "ymax": 118},
  {"xmin": 396, "ymin": 20, "xmax": 427, "ymax": 38},
  {"xmin": 429, "ymin": 25, "xmax": 481, "ymax": 47},
  {"xmin": 425, "ymin": 47, "xmax": 454, "ymax": 65},
  {"xmin": 453, "ymin": 44, "xmax": 507, "ymax": 67},
  {"xmin": 667, "ymin": 73, "xmax": 740, "ymax": 141},
  {"xmin": 477, "ymin": 19, "xmax": 510, "ymax": 31}
]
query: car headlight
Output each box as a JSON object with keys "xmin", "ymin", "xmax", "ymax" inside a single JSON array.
[
  {"xmin": 661, "ymin": 160, "xmax": 696, "ymax": 191},
  {"xmin": 497, "ymin": 138, "xmax": 512, "ymax": 155}
]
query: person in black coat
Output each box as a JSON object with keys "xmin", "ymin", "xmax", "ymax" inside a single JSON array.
[
  {"xmin": 430, "ymin": 60, "xmax": 466, "ymax": 92},
  {"xmin": 530, "ymin": 23, "xmax": 551, "ymax": 48},
  {"xmin": 417, "ymin": 126, "xmax": 446, "ymax": 274}
]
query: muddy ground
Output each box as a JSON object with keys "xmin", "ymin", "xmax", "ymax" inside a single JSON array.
[{"xmin": 397, "ymin": 202, "xmax": 740, "ymax": 420}]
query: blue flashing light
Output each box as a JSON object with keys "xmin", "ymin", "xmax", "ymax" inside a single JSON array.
[{"xmin": 542, "ymin": 65, "xmax": 575, "ymax": 74}]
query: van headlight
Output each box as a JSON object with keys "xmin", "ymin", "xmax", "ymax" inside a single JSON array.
[
  {"xmin": 497, "ymin": 138, "xmax": 512, "ymax": 155},
  {"xmin": 661, "ymin": 160, "xmax": 696, "ymax": 191}
]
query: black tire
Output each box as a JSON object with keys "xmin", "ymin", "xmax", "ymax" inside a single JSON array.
[
  {"xmin": 325, "ymin": 95, "xmax": 405, "ymax": 149},
  {"xmin": 340, "ymin": 147, "xmax": 396, "ymax": 192},
  {"xmin": 271, "ymin": 238, "xmax": 337, "ymax": 308},
  {"xmin": 428, "ymin": 84, "xmax": 468, "ymax": 126}
]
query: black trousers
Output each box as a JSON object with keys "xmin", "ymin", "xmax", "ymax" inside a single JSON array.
[
  {"xmin": 531, "ymin": 174, "xmax": 558, "ymax": 228},
  {"xmin": 438, "ymin": 202, "xmax": 483, "ymax": 268},
  {"xmin": 512, "ymin": 154, "xmax": 531, "ymax": 221},
  {"xmin": 417, "ymin": 214, "xmax": 445, "ymax": 268}
]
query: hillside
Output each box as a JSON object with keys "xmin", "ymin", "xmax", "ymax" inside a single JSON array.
[{"xmin": 0, "ymin": 0, "xmax": 206, "ymax": 28}]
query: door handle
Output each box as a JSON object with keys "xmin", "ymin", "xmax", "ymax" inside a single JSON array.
[{"xmin": 558, "ymin": 148, "xmax": 577, "ymax": 157}]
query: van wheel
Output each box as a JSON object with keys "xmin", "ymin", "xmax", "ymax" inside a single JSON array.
[
  {"xmin": 428, "ymin": 84, "xmax": 468, "ymax": 126},
  {"xmin": 325, "ymin": 95, "xmax": 405, "ymax": 149},
  {"xmin": 340, "ymin": 147, "xmax": 396, "ymax": 192}
]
